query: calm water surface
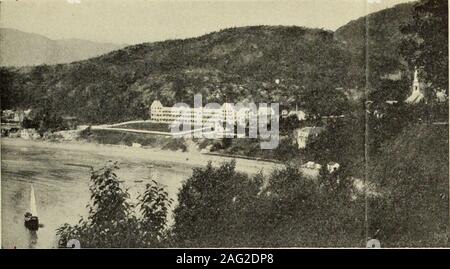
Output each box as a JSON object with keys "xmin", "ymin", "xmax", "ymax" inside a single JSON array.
[{"xmin": 1, "ymin": 139, "xmax": 191, "ymax": 248}]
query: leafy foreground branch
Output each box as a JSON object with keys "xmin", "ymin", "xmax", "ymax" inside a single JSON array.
[{"xmin": 56, "ymin": 161, "xmax": 172, "ymax": 248}]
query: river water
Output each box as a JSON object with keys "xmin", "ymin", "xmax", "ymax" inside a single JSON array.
[
  {"xmin": 1, "ymin": 138, "xmax": 278, "ymax": 248},
  {"xmin": 1, "ymin": 139, "xmax": 192, "ymax": 248}
]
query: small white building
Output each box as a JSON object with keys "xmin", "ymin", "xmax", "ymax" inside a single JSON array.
[
  {"xmin": 405, "ymin": 68, "xmax": 448, "ymax": 104},
  {"xmin": 305, "ymin": 161, "xmax": 322, "ymax": 170},
  {"xmin": 405, "ymin": 68, "xmax": 425, "ymax": 104},
  {"xmin": 327, "ymin": 162, "xmax": 340, "ymax": 173},
  {"xmin": 436, "ymin": 90, "xmax": 448, "ymax": 102},
  {"xmin": 287, "ymin": 110, "xmax": 307, "ymax": 121},
  {"xmin": 300, "ymin": 161, "xmax": 322, "ymax": 179},
  {"xmin": 292, "ymin": 126, "xmax": 325, "ymax": 149}
]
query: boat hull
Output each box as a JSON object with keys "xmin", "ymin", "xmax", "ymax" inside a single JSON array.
[{"xmin": 24, "ymin": 216, "xmax": 39, "ymax": 231}]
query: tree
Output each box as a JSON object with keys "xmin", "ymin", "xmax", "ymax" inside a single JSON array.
[
  {"xmin": 279, "ymin": 115, "xmax": 300, "ymax": 135},
  {"xmin": 26, "ymin": 103, "xmax": 67, "ymax": 135},
  {"xmin": 56, "ymin": 162, "xmax": 172, "ymax": 248},
  {"xmin": 306, "ymin": 114, "xmax": 365, "ymax": 175},
  {"xmin": 368, "ymin": 79, "xmax": 410, "ymax": 105},
  {"xmin": 258, "ymin": 164, "xmax": 363, "ymax": 247},
  {"xmin": 171, "ymin": 160, "xmax": 263, "ymax": 247},
  {"xmin": 401, "ymin": 0, "xmax": 448, "ymax": 94},
  {"xmin": 0, "ymin": 68, "xmax": 17, "ymax": 110},
  {"xmin": 137, "ymin": 180, "xmax": 173, "ymax": 247},
  {"xmin": 299, "ymin": 87, "xmax": 350, "ymax": 117}
]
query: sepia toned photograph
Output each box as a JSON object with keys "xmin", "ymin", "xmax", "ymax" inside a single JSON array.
[{"xmin": 0, "ymin": 0, "xmax": 448, "ymax": 249}]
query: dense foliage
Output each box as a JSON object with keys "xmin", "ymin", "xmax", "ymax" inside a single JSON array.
[
  {"xmin": 306, "ymin": 111, "xmax": 365, "ymax": 177},
  {"xmin": 400, "ymin": 0, "xmax": 448, "ymax": 94},
  {"xmin": 56, "ymin": 162, "xmax": 172, "ymax": 248},
  {"xmin": 171, "ymin": 160, "xmax": 364, "ymax": 247},
  {"xmin": 369, "ymin": 124, "xmax": 448, "ymax": 247},
  {"xmin": 21, "ymin": 104, "xmax": 68, "ymax": 135}
]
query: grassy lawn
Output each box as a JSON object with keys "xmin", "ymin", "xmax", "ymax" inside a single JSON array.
[
  {"xmin": 111, "ymin": 122, "xmax": 172, "ymax": 132},
  {"xmin": 80, "ymin": 129, "xmax": 187, "ymax": 151},
  {"xmin": 111, "ymin": 122, "xmax": 205, "ymax": 133}
]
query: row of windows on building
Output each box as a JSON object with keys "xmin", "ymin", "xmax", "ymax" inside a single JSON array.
[{"xmin": 150, "ymin": 100, "xmax": 277, "ymax": 125}]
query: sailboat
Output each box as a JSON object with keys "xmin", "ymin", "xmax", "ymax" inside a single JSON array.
[{"xmin": 24, "ymin": 184, "xmax": 39, "ymax": 231}]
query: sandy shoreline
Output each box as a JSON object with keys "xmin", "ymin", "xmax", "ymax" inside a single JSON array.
[{"xmin": 0, "ymin": 137, "xmax": 281, "ymax": 175}]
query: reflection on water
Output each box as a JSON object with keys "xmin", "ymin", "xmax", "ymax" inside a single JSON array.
[
  {"xmin": 1, "ymin": 139, "xmax": 190, "ymax": 248},
  {"xmin": 27, "ymin": 231, "xmax": 38, "ymax": 249}
]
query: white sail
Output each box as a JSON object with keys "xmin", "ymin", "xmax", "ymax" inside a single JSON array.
[{"xmin": 30, "ymin": 185, "xmax": 38, "ymax": 216}]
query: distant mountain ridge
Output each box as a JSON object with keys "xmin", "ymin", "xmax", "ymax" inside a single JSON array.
[{"xmin": 0, "ymin": 28, "xmax": 126, "ymax": 66}]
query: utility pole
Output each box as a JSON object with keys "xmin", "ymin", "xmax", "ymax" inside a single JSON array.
[
  {"xmin": 364, "ymin": 4, "xmax": 371, "ymax": 245},
  {"xmin": 364, "ymin": 100, "xmax": 371, "ymax": 244}
]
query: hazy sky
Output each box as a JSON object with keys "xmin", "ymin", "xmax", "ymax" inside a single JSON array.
[{"xmin": 0, "ymin": 0, "xmax": 416, "ymax": 45}]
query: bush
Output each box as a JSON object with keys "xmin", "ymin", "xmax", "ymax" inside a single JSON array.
[
  {"xmin": 56, "ymin": 161, "xmax": 172, "ymax": 248},
  {"xmin": 171, "ymin": 160, "xmax": 263, "ymax": 247},
  {"xmin": 254, "ymin": 165, "xmax": 363, "ymax": 247},
  {"xmin": 171, "ymin": 160, "xmax": 363, "ymax": 247}
]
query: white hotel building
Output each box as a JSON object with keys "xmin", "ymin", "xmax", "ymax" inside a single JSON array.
[{"xmin": 150, "ymin": 100, "xmax": 275, "ymax": 127}]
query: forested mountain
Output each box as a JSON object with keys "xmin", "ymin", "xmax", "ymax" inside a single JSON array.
[
  {"xmin": 334, "ymin": 3, "xmax": 415, "ymax": 88},
  {"xmin": 0, "ymin": 2, "xmax": 427, "ymax": 124},
  {"xmin": 0, "ymin": 28, "xmax": 125, "ymax": 67},
  {"xmin": 1, "ymin": 26, "xmax": 356, "ymax": 123}
]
